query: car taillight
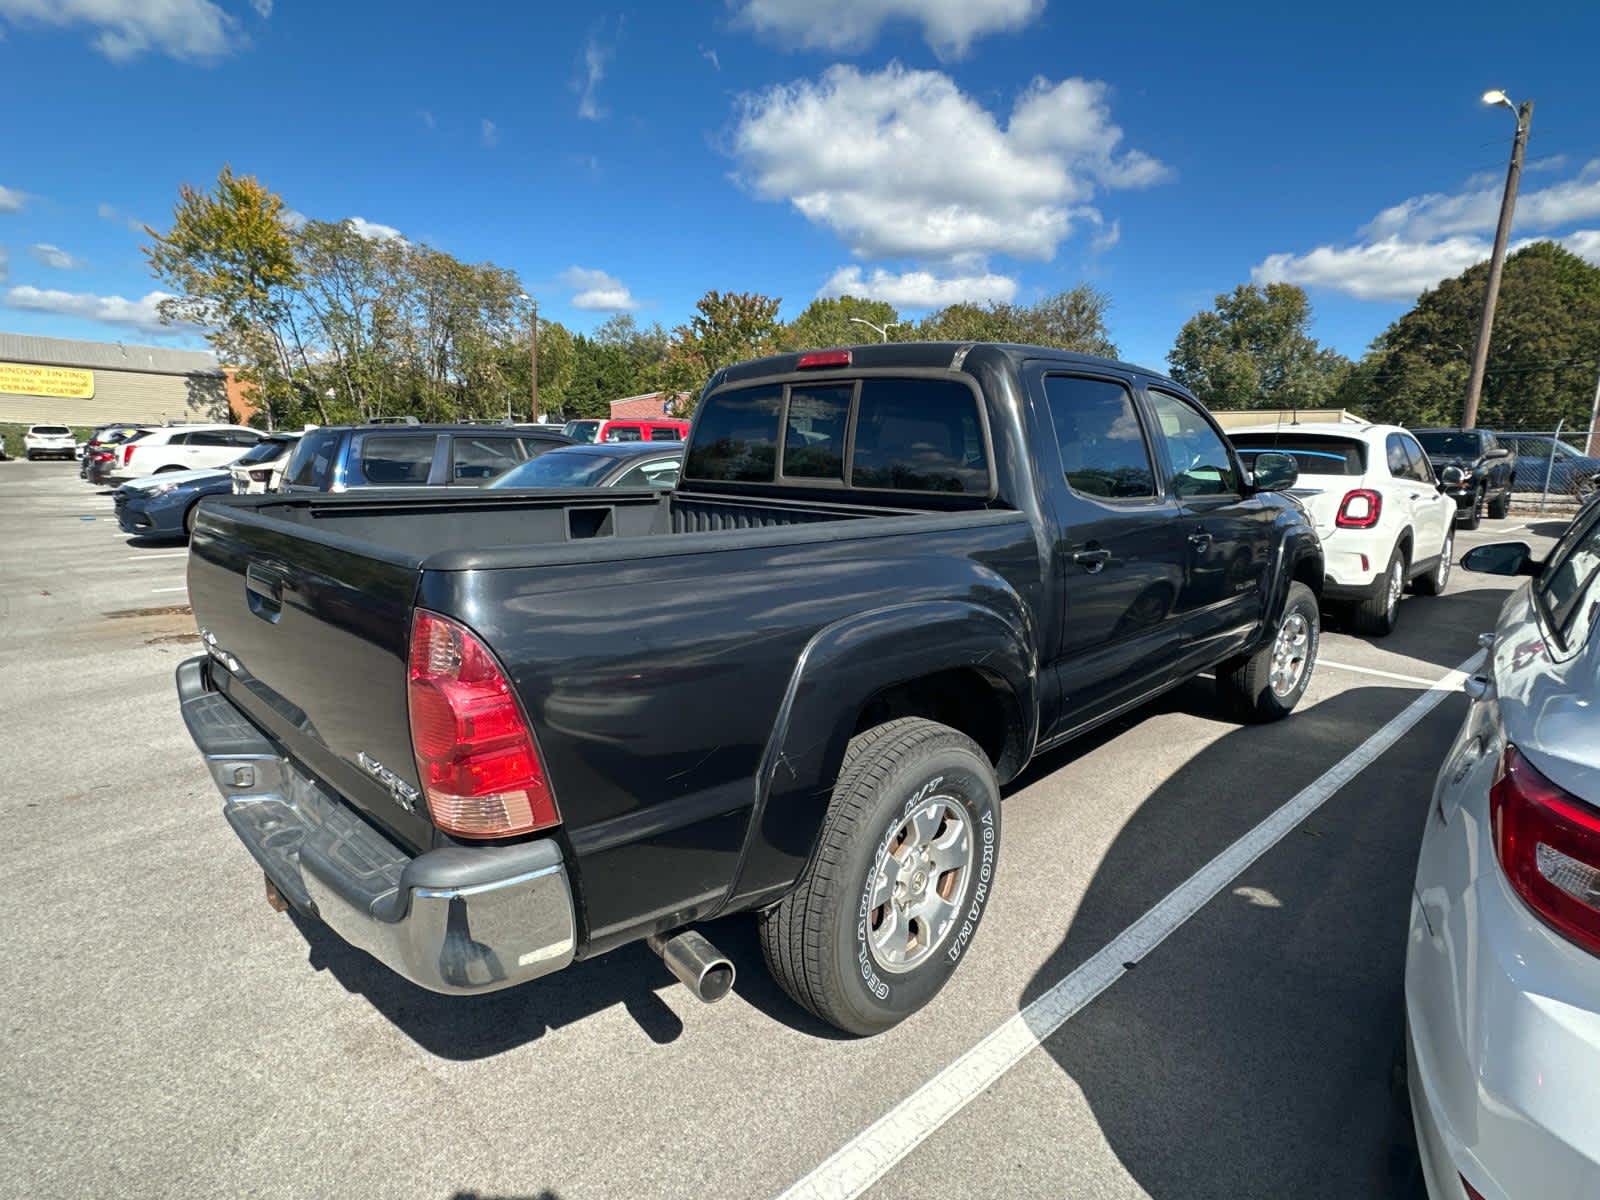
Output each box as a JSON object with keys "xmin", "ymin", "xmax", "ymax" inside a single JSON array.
[
  {"xmin": 249, "ymin": 469, "xmax": 271, "ymax": 482},
  {"xmin": 123, "ymin": 444, "xmax": 138, "ymax": 465},
  {"xmin": 796, "ymin": 349, "xmax": 851, "ymax": 369},
  {"xmin": 1491, "ymin": 745, "xmax": 1600, "ymax": 957},
  {"xmin": 406, "ymin": 609, "xmax": 559, "ymax": 838},
  {"xmin": 1335, "ymin": 488, "xmax": 1382, "ymax": 528},
  {"xmin": 92, "ymin": 451, "xmax": 112, "ymax": 462}
]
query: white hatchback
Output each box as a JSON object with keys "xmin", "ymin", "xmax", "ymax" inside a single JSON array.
[
  {"xmin": 1231, "ymin": 422, "xmax": 1456, "ymax": 635},
  {"xmin": 105, "ymin": 424, "xmax": 263, "ymax": 483}
]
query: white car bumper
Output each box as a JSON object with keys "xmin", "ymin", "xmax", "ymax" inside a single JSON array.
[{"xmin": 1405, "ymin": 704, "xmax": 1600, "ymax": 1199}]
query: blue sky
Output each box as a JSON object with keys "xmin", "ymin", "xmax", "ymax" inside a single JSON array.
[{"xmin": 2, "ymin": 0, "xmax": 1597, "ymax": 373}]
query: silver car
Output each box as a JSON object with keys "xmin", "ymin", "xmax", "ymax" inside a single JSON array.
[{"xmin": 1406, "ymin": 498, "xmax": 1600, "ymax": 1200}]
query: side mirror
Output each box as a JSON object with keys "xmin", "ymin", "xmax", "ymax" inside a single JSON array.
[
  {"xmin": 1251, "ymin": 451, "xmax": 1298, "ymax": 492},
  {"xmin": 1439, "ymin": 466, "xmax": 1466, "ymax": 488},
  {"xmin": 1461, "ymin": 541, "xmax": 1540, "ymax": 577}
]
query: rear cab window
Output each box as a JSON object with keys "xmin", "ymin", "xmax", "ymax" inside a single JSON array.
[{"xmin": 684, "ymin": 375, "xmax": 992, "ymax": 497}]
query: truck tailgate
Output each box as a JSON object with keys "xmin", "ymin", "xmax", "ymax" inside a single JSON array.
[{"xmin": 187, "ymin": 502, "xmax": 435, "ymax": 851}]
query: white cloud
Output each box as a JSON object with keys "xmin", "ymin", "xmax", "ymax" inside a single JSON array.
[
  {"xmin": 480, "ymin": 117, "xmax": 499, "ymax": 148},
  {"xmin": 1529, "ymin": 154, "xmax": 1569, "ymax": 173},
  {"xmin": 345, "ymin": 216, "xmax": 403, "ymax": 241},
  {"xmin": 29, "ymin": 243, "xmax": 85, "ymax": 270},
  {"xmin": 732, "ymin": 64, "xmax": 1168, "ymax": 262},
  {"xmin": 4, "ymin": 285, "xmax": 191, "ymax": 334},
  {"xmin": 279, "ymin": 208, "xmax": 307, "ymax": 231},
  {"xmin": 418, "ymin": 108, "xmax": 435, "ymax": 130},
  {"xmin": 97, "ymin": 201, "xmax": 147, "ymax": 233},
  {"xmin": 0, "ymin": 247, "xmax": 8, "ymax": 283},
  {"xmin": 0, "ymin": 0, "xmax": 244, "ymax": 63},
  {"xmin": 731, "ymin": 0, "xmax": 1043, "ymax": 59},
  {"xmin": 819, "ymin": 264, "xmax": 1017, "ymax": 309},
  {"xmin": 562, "ymin": 266, "xmax": 638, "ymax": 311},
  {"xmin": 578, "ymin": 35, "xmax": 611, "ymax": 120},
  {"xmin": 700, "ymin": 44, "xmax": 720, "ymax": 70},
  {"xmin": 1559, "ymin": 230, "xmax": 1600, "ymax": 265},
  {"xmin": 0, "ymin": 184, "xmax": 27, "ymax": 213},
  {"xmin": 1089, "ymin": 218, "xmax": 1122, "ymax": 254},
  {"xmin": 1363, "ymin": 159, "xmax": 1600, "ymax": 241},
  {"xmin": 250, "ymin": 0, "xmax": 271, "ymax": 16}
]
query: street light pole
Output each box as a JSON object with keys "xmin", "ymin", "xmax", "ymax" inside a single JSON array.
[
  {"xmin": 847, "ymin": 317, "xmax": 903, "ymax": 343},
  {"xmin": 1462, "ymin": 91, "xmax": 1533, "ymax": 430},
  {"xmin": 518, "ymin": 293, "xmax": 540, "ymax": 423}
]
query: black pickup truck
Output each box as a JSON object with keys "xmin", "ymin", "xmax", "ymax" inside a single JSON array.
[
  {"xmin": 1411, "ymin": 428, "xmax": 1516, "ymax": 528},
  {"xmin": 176, "ymin": 342, "xmax": 1323, "ymax": 1035}
]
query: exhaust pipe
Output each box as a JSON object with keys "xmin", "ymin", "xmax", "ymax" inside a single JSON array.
[{"xmin": 647, "ymin": 929, "xmax": 735, "ymax": 1003}]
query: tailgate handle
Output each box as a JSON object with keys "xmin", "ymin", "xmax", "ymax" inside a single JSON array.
[{"xmin": 245, "ymin": 563, "xmax": 284, "ymax": 623}]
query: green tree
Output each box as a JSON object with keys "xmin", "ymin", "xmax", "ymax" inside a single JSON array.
[
  {"xmin": 145, "ymin": 165, "xmax": 308, "ymax": 428},
  {"xmin": 1168, "ymin": 283, "xmax": 1350, "ymax": 412},
  {"xmin": 916, "ymin": 286, "xmax": 1117, "ymax": 357},
  {"xmin": 782, "ymin": 295, "xmax": 901, "ymax": 350},
  {"xmin": 658, "ymin": 290, "xmax": 783, "ymax": 410},
  {"xmin": 1338, "ymin": 241, "xmax": 1600, "ymax": 430}
]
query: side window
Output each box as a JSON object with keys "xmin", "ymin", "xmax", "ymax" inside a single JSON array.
[
  {"xmin": 451, "ymin": 436, "xmax": 526, "ymax": 482},
  {"xmin": 782, "ymin": 383, "xmax": 852, "ymax": 481},
  {"xmin": 227, "ymin": 430, "xmax": 261, "ymax": 447},
  {"xmin": 1402, "ymin": 436, "xmax": 1434, "ymax": 483},
  {"xmin": 166, "ymin": 432, "xmax": 192, "ymax": 446},
  {"xmin": 684, "ymin": 387, "xmax": 782, "ymax": 482},
  {"xmin": 190, "ymin": 430, "xmax": 233, "ymax": 446},
  {"xmin": 851, "ymin": 378, "xmax": 989, "ymax": 494},
  {"xmin": 360, "ymin": 434, "xmax": 436, "ymax": 485},
  {"xmin": 1386, "ymin": 433, "xmax": 1411, "ymax": 478},
  {"xmin": 604, "ymin": 425, "xmax": 643, "ymax": 442},
  {"xmin": 1042, "ymin": 374, "xmax": 1155, "ymax": 500},
  {"xmin": 1145, "ymin": 389, "xmax": 1239, "ymax": 498},
  {"xmin": 284, "ymin": 430, "xmax": 342, "ymax": 489},
  {"xmin": 612, "ymin": 459, "xmax": 681, "ymax": 489},
  {"xmin": 649, "ymin": 427, "xmax": 679, "ymax": 442},
  {"xmin": 1536, "ymin": 512, "xmax": 1600, "ymax": 651}
]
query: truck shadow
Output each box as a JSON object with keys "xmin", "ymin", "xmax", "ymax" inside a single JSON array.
[{"xmin": 1012, "ymin": 672, "xmax": 1477, "ymax": 1198}]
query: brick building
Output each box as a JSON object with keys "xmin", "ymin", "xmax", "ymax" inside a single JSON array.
[{"xmin": 609, "ymin": 391, "xmax": 691, "ymax": 421}]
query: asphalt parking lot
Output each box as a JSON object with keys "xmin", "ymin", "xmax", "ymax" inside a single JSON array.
[{"xmin": 0, "ymin": 460, "xmax": 1572, "ymax": 1200}]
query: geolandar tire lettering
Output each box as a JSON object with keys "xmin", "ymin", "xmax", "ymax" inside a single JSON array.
[{"xmin": 759, "ymin": 717, "xmax": 1002, "ymax": 1036}]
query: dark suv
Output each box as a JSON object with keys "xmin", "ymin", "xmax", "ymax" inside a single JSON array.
[
  {"xmin": 1412, "ymin": 428, "xmax": 1516, "ymax": 528},
  {"xmin": 277, "ymin": 422, "xmax": 572, "ymax": 492}
]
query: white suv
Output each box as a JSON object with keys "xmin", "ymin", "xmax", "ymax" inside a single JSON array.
[
  {"xmin": 229, "ymin": 432, "xmax": 301, "ymax": 494},
  {"xmin": 106, "ymin": 424, "xmax": 263, "ymax": 483},
  {"xmin": 1231, "ymin": 422, "xmax": 1456, "ymax": 635},
  {"xmin": 23, "ymin": 424, "xmax": 78, "ymax": 460}
]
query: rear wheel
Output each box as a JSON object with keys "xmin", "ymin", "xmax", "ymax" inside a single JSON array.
[
  {"xmin": 1487, "ymin": 488, "xmax": 1511, "ymax": 520},
  {"xmin": 1352, "ymin": 547, "xmax": 1406, "ymax": 636},
  {"xmin": 759, "ymin": 717, "xmax": 1000, "ymax": 1036},
  {"xmin": 1458, "ymin": 487, "xmax": 1484, "ymax": 530},
  {"xmin": 184, "ymin": 503, "xmax": 199, "ymax": 538},
  {"xmin": 1219, "ymin": 582, "xmax": 1319, "ymax": 722}
]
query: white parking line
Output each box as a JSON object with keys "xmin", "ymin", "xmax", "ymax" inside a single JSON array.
[
  {"xmin": 151, "ymin": 586, "xmax": 188, "ymax": 594},
  {"xmin": 775, "ymin": 650, "xmax": 1484, "ymax": 1200},
  {"xmin": 1315, "ymin": 658, "xmax": 1443, "ymax": 688},
  {"xmin": 126, "ymin": 552, "xmax": 189, "ymax": 561}
]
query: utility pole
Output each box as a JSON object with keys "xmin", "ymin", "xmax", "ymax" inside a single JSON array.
[
  {"xmin": 530, "ymin": 299, "xmax": 540, "ymax": 423},
  {"xmin": 1586, "ymin": 358, "xmax": 1600, "ymax": 457},
  {"xmin": 1462, "ymin": 92, "xmax": 1533, "ymax": 430}
]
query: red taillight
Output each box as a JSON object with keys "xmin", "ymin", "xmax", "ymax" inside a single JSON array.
[
  {"xmin": 796, "ymin": 349, "xmax": 851, "ymax": 369},
  {"xmin": 1335, "ymin": 488, "xmax": 1382, "ymax": 528},
  {"xmin": 406, "ymin": 610, "xmax": 558, "ymax": 838},
  {"xmin": 122, "ymin": 443, "xmax": 138, "ymax": 466},
  {"xmin": 1459, "ymin": 1177, "xmax": 1486, "ymax": 1200},
  {"xmin": 92, "ymin": 450, "xmax": 112, "ymax": 462},
  {"xmin": 1491, "ymin": 745, "xmax": 1600, "ymax": 957}
]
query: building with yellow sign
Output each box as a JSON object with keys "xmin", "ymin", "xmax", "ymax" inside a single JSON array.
[{"xmin": 0, "ymin": 331, "xmax": 241, "ymax": 428}]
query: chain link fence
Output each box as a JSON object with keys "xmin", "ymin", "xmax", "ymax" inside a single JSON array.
[{"xmin": 1492, "ymin": 424, "xmax": 1600, "ymax": 511}]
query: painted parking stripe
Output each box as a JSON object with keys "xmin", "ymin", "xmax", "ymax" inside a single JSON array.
[
  {"xmin": 775, "ymin": 650, "xmax": 1484, "ymax": 1200},
  {"xmin": 1315, "ymin": 658, "xmax": 1443, "ymax": 688},
  {"xmin": 126, "ymin": 552, "xmax": 188, "ymax": 561},
  {"xmin": 151, "ymin": 586, "xmax": 188, "ymax": 594}
]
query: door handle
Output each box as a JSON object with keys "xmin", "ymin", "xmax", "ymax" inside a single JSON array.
[
  {"xmin": 1071, "ymin": 548, "xmax": 1112, "ymax": 574},
  {"xmin": 1187, "ymin": 531, "xmax": 1213, "ymax": 551},
  {"xmin": 245, "ymin": 562, "xmax": 284, "ymax": 623}
]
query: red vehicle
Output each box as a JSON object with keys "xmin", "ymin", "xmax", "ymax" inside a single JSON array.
[{"xmin": 562, "ymin": 417, "xmax": 689, "ymax": 444}]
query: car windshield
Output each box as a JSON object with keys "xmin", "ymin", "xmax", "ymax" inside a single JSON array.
[
  {"xmin": 32, "ymin": 425, "xmax": 72, "ymax": 435},
  {"xmin": 564, "ymin": 421, "xmax": 600, "ymax": 443},
  {"xmin": 1413, "ymin": 431, "xmax": 1481, "ymax": 456},
  {"xmin": 1231, "ymin": 435, "xmax": 1366, "ymax": 476},
  {"xmin": 233, "ymin": 439, "xmax": 294, "ymax": 465},
  {"xmin": 487, "ymin": 449, "xmax": 617, "ymax": 489}
]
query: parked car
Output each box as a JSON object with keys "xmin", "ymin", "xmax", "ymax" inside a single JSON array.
[
  {"xmin": 1412, "ymin": 428, "xmax": 1516, "ymax": 527},
  {"xmin": 487, "ymin": 440, "xmax": 683, "ymax": 491},
  {"xmin": 562, "ymin": 416, "xmax": 689, "ymax": 444},
  {"xmin": 177, "ymin": 341, "xmax": 1324, "ymax": 1035},
  {"xmin": 1406, "ymin": 497, "xmax": 1600, "ymax": 1200},
  {"xmin": 276, "ymin": 422, "xmax": 571, "ymax": 491},
  {"xmin": 229, "ymin": 432, "xmax": 302, "ymax": 494},
  {"xmin": 23, "ymin": 424, "xmax": 77, "ymax": 461},
  {"xmin": 80, "ymin": 424, "xmax": 147, "ymax": 480},
  {"xmin": 104, "ymin": 424, "xmax": 263, "ymax": 484},
  {"xmin": 1231, "ymin": 422, "xmax": 1456, "ymax": 635},
  {"xmin": 1496, "ymin": 433, "xmax": 1600, "ymax": 500},
  {"xmin": 114, "ymin": 469, "xmax": 233, "ymax": 539}
]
